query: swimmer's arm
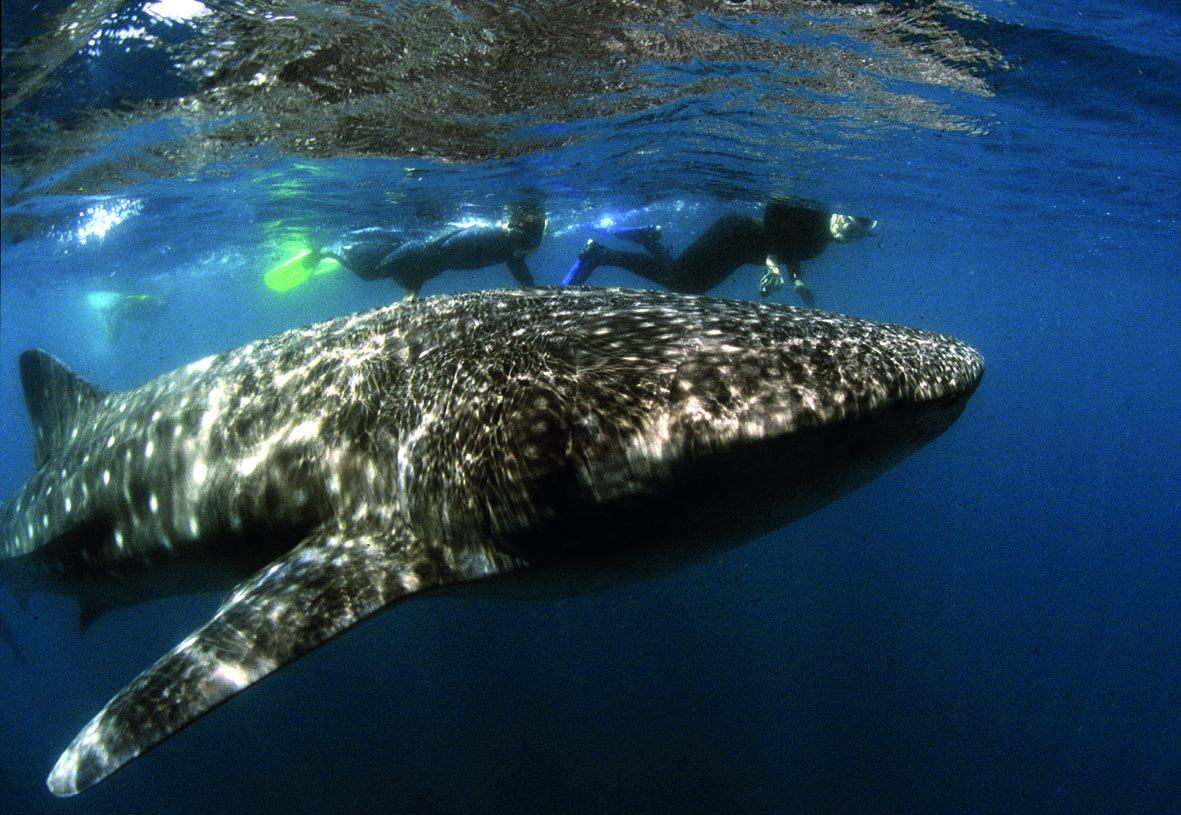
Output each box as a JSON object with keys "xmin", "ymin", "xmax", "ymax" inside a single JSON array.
[
  {"xmin": 505, "ymin": 255, "xmax": 535, "ymax": 287},
  {"xmin": 786, "ymin": 259, "xmax": 815, "ymax": 306},
  {"xmin": 758, "ymin": 255, "xmax": 786, "ymax": 297},
  {"xmin": 759, "ymin": 256, "xmax": 814, "ymax": 305},
  {"xmin": 774, "ymin": 256, "xmax": 810, "ymax": 288}
]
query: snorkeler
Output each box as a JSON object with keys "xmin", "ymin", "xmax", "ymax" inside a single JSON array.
[
  {"xmin": 321, "ymin": 201, "xmax": 547, "ymax": 298},
  {"xmin": 562, "ymin": 200, "xmax": 876, "ymax": 306},
  {"xmin": 85, "ymin": 290, "xmax": 166, "ymax": 340}
]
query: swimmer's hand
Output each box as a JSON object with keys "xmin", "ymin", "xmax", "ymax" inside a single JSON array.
[
  {"xmin": 758, "ymin": 260, "xmax": 785, "ymax": 298},
  {"xmin": 793, "ymin": 278, "xmax": 816, "ymax": 307}
]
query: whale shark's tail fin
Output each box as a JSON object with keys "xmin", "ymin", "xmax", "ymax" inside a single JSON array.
[{"xmin": 19, "ymin": 350, "xmax": 108, "ymax": 469}]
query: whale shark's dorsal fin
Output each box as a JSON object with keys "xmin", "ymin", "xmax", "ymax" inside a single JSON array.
[
  {"xmin": 46, "ymin": 521, "xmax": 493, "ymax": 797},
  {"xmin": 19, "ymin": 349, "xmax": 108, "ymax": 469}
]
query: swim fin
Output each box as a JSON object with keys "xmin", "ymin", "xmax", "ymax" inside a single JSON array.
[{"xmin": 562, "ymin": 240, "xmax": 605, "ymax": 286}]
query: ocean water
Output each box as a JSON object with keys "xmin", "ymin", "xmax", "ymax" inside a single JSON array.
[{"xmin": 1, "ymin": 1, "xmax": 1178, "ymax": 812}]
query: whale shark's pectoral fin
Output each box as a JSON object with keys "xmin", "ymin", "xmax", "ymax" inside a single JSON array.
[{"xmin": 47, "ymin": 523, "xmax": 467, "ymax": 797}]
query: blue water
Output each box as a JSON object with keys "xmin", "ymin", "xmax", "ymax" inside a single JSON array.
[{"xmin": 1, "ymin": 2, "xmax": 1178, "ymax": 812}]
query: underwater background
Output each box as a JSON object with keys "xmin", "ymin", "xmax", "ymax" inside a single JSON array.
[{"xmin": 1, "ymin": 1, "xmax": 1178, "ymax": 812}]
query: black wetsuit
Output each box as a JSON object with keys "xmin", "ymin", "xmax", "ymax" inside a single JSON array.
[
  {"xmin": 585, "ymin": 203, "xmax": 836, "ymax": 294},
  {"xmin": 323, "ymin": 222, "xmax": 537, "ymax": 294},
  {"xmin": 321, "ymin": 226, "xmax": 405, "ymax": 278}
]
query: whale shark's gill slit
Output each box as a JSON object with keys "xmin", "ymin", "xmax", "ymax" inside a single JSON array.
[
  {"xmin": 125, "ymin": 473, "xmax": 153, "ymax": 519},
  {"xmin": 36, "ymin": 513, "xmax": 117, "ymax": 576},
  {"xmin": 203, "ymin": 508, "xmax": 314, "ymax": 580}
]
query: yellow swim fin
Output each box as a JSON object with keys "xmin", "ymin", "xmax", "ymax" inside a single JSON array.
[{"xmin": 264, "ymin": 249, "xmax": 314, "ymax": 293}]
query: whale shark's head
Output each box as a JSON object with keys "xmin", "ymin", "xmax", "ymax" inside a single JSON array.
[{"xmin": 396, "ymin": 289, "xmax": 983, "ymax": 569}]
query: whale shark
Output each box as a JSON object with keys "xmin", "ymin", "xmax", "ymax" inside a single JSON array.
[{"xmin": 0, "ymin": 287, "xmax": 983, "ymax": 796}]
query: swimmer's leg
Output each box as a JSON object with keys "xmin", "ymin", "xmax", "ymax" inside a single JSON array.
[
  {"xmin": 505, "ymin": 256, "xmax": 535, "ymax": 287},
  {"xmin": 375, "ymin": 241, "xmax": 436, "ymax": 298},
  {"xmin": 563, "ymin": 240, "xmax": 605, "ymax": 285},
  {"xmin": 590, "ymin": 224, "xmax": 660, "ymax": 252},
  {"xmin": 564, "ymin": 240, "xmax": 667, "ymax": 286},
  {"xmin": 593, "ymin": 225, "xmax": 676, "ymax": 270},
  {"xmin": 322, "ymin": 227, "xmax": 404, "ymax": 279}
]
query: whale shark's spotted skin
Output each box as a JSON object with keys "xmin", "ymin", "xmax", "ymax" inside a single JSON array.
[{"xmin": 0, "ymin": 287, "xmax": 983, "ymax": 796}]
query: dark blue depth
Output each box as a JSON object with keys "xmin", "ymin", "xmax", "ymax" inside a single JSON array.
[{"xmin": 0, "ymin": 1, "xmax": 1178, "ymax": 813}]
